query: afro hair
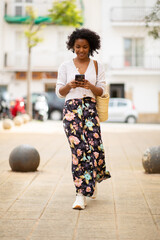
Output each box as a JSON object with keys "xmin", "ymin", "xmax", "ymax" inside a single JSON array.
[{"xmin": 66, "ymin": 28, "xmax": 101, "ymax": 56}]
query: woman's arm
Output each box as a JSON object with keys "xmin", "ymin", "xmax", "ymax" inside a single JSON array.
[
  {"xmin": 82, "ymin": 80, "xmax": 103, "ymax": 96},
  {"xmin": 56, "ymin": 62, "xmax": 84, "ymax": 97},
  {"xmin": 94, "ymin": 63, "xmax": 106, "ymax": 96},
  {"xmin": 59, "ymin": 79, "xmax": 103, "ymax": 97},
  {"xmin": 59, "ymin": 80, "xmax": 83, "ymax": 97},
  {"xmin": 59, "ymin": 83, "xmax": 71, "ymax": 97}
]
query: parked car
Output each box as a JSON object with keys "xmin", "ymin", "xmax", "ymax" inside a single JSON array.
[
  {"xmin": 107, "ymin": 98, "xmax": 138, "ymax": 123},
  {"xmin": 24, "ymin": 92, "xmax": 65, "ymax": 121},
  {"xmin": 44, "ymin": 92, "xmax": 65, "ymax": 120}
]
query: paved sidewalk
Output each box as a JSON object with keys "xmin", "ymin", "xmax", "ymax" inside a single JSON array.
[{"xmin": 0, "ymin": 120, "xmax": 160, "ymax": 240}]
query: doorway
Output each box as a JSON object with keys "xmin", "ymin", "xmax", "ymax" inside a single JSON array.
[{"xmin": 110, "ymin": 84, "xmax": 125, "ymax": 98}]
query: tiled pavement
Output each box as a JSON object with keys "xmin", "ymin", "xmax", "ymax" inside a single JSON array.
[{"xmin": 0, "ymin": 120, "xmax": 160, "ymax": 240}]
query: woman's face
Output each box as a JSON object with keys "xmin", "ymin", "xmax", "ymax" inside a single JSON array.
[{"xmin": 73, "ymin": 38, "xmax": 90, "ymax": 60}]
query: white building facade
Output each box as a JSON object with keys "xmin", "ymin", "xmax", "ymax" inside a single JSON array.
[
  {"xmin": 1, "ymin": 0, "xmax": 76, "ymax": 98},
  {"xmin": 101, "ymin": 0, "xmax": 160, "ymax": 123},
  {"xmin": 0, "ymin": 0, "xmax": 160, "ymax": 122},
  {"xmin": 0, "ymin": 0, "xmax": 101, "ymax": 97}
]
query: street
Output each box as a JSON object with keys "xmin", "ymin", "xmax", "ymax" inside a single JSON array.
[{"xmin": 0, "ymin": 120, "xmax": 160, "ymax": 240}]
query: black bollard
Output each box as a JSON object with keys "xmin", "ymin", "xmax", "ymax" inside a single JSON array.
[
  {"xmin": 142, "ymin": 146, "xmax": 160, "ymax": 173},
  {"xmin": 9, "ymin": 144, "xmax": 40, "ymax": 172}
]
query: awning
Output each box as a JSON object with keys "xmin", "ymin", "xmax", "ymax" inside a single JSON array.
[{"xmin": 4, "ymin": 15, "xmax": 52, "ymax": 24}]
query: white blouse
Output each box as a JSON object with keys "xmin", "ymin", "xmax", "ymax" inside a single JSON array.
[{"xmin": 56, "ymin": 59, "xmax": 106, "ymax": 101}]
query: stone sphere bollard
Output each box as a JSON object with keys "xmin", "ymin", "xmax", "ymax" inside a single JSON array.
[
  {"xmin": 142, "ymin": 146, "xmax": 160, "ymax": 173},
  {"xmin": 9, "ymin": 144, "xmax": 40, "ymax": 172},
  {"xmin": 13, "ymin": 116, "xmax": 23, "ymax": 126},
  {"xmin": 2, "ymin": 119, "xmax": 13, "ymax": 130},
  {"xmin": 22, "ymin": 114, "xmax": 30, "ymax": 123}
]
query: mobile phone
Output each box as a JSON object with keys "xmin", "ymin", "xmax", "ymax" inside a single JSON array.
[{"xmin": 75, "ymin": 74, "xmax": 85, "ymax": 82}]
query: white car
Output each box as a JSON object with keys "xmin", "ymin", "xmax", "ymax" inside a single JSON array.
[{"xmin": 107, "ymin": 98, "xmax": 138, "ymax": 123}]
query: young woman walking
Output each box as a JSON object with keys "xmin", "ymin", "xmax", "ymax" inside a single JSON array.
[{"xmin": 56, "ymin": 28, "xmax": 111, "ymax": 210}]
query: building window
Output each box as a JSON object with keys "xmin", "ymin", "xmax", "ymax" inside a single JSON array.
[
  {"xmin": 15, "ymin": 6, "xmax": 23, "ymax": 16},
  {"xmin": 124, "ymin": 38, "xmax": 144, "ymax": 67},
  {"xmin": 14, "ymin": 0, "xmax": 33, "ymax": 16}
]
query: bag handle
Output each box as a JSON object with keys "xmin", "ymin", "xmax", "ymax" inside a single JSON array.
[
  {"xmin": 94, "ymin": 60, "xmax": 108, "ymax": 98},
  {"xmin": 93, "ymin": 60, "xmax": 98, "ymax": 77}
]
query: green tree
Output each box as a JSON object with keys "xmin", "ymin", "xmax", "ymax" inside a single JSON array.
[
  {"xmin": 24, "ymin": 1, "xmax": 83, "ymax": 118},
  {"xmin": 24, "ymin": 6, "xmax": 45, "ymax": 118},
  {"xmin": 145, "ymin": 0, "xmax": 160, "ymax": 39},
  {"xmin": 48, "ymin": 0, "xmax": 83, "ymax": 27}
]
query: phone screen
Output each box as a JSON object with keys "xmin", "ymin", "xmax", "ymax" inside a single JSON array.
[{"xmin": 75, "ymin": 74, "xmax": 85, "ymax": 82}]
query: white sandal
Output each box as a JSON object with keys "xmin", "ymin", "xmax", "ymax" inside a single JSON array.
[{"xmin": 72, "ymin": 193, "xmax": 86, "ymax": 210}]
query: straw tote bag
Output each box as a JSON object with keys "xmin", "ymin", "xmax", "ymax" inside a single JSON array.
[{"xmin": 94, "ymin": 60, "xmax": 109, "ymax": 122}]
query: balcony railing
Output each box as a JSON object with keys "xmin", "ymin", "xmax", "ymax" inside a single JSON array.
[
  {"xmin": 4, "ymin": 51, "xmax": 73, "ymax": 70},
  {"xmin": 110, "ymin": 56, "xmax": 160, "ymax": 70},
  {"xmin": 5, "ymin": 2, "xmax": 52, "ymax": 17},
  {"xmin": 110, "ymin": 7, "xmax": 153, "ymax": 22}
]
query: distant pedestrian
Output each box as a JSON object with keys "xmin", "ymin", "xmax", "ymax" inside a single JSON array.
[{"xmin": 56, "ymin": 28, "xmax": 111, "ymax": 210}]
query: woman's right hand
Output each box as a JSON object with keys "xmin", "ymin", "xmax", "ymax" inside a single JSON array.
[
  {"xmin": 59, "ymin": 80, "xmax": 81, "ymax": 97},
  {"xmin": 59, "ymin": 80, "xmax": 79, "ymax": 97},
  {"xmin": 68, "ymin": 80, "xmax": 82, "ymax": 89}
]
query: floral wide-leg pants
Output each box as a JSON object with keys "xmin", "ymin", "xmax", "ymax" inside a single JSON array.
[{"xmin": 63, "ymin": 97, "xmax": 111, "ymax": 197}]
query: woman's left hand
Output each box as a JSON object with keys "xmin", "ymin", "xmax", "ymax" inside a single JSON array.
[
  {"xmin": 81, "ymin": 79, "xmax": 93, "ymax": 89},
  {"xmin": 79, "ymin": 79, "xmax": 103, "ymax": 96}
]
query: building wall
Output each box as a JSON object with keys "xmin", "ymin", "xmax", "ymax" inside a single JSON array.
[
  {"xmin": 3, "ymin": 24, "xmax": 74, "ymax": 70},
  {"xmin": 101, "ymin": 1, "xmax": 160, "ymax": 64},
  {"xmin": 3, "ymin": 0, "xmax": 102, "ymax": 68},
  {"xmin": 1, "ymin": 0, "xmax": 104, "ymax": 100},
  {"xmin": 1, "ymin": 0, "xmax": 76, "ymax": 98},
  {"xmin": 102, "ymin": 0, "xmax": 160, "ymax": 123},
  {"xmin": 1, "ymin": 0, "xmax": 160, "ymax": 122},
  {"xmin": 8, "ymin": 79, "xmax": 44, "ymax": 99},
  {"xmin": 83, "ymin": 0, "xmax": 101, "ymax": 32},
  {"xmin": 109, "ymin": 75, "xmax": 160, "ymax": 112}
]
